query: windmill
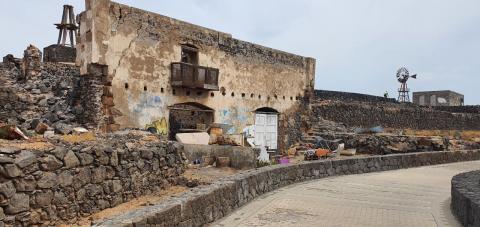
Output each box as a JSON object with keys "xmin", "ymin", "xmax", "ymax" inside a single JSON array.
[{"xmin": 396, "ymin": 67, "xmax": 417, "ymax": 102}]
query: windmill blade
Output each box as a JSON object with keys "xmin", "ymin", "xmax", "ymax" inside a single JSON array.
[{"xmin": 411, "ymin": 74, "xmax": 417, "ymax": 79}]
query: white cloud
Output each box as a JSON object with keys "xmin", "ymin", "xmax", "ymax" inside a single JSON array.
[{"xmin": 1, "ymin": 0, "xmax": 478, "ymax": 104}]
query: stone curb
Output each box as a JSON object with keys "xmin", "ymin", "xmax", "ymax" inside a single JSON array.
[
  {"xmin": 451, "ymin": 170, "xmax": 480, "ymax": 227},
  {"xmin": 98, "ymin": 150, "xmax": 480, "ymax": 227}
]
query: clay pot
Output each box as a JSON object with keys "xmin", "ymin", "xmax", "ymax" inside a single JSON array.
[{"xmin": 216, "ymin": 157, "xmax": 231, "ymax": 168}]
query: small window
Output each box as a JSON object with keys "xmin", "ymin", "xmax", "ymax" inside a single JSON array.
[
  {"xmin": 220, "ymin": 87, "xmax": 226, "ymax": 96},
  {"xmin": 258, "ymin": 95, "xmax": 261, "ymax": 99},
  {"xmin": 144, "ymin": 86, "xmax": 147, "ymax": 91},
  {"xmin": 250, "ymin": 94, "xmax": 254, "ymax": 98},
  {"xmin": 210, "ymin": 92, "xmax": 215, "ymax": 97},
  {"xmin": 197, "ymin": 91, "xmax": 202, "ymax": 96},
  {"xmin": 173, "ymin": 89, "xmax": 176, "ymax": 95},
  {"xmin": 231, "ymin": 92, "xmax": 235, "ymax": 97},
  {"xmin": 186, "ymin": 90, "xmax": 191, "ymax": 96},
  {"xmin": 124, "ymin": 83, "xmax": 129, "ymax": 89},
  {"xmin": 274, "ymin": 95, "xmax": 278, "ymax": 99},
  {"xmin": 161, "ymin": 88, "xmax": 164, "ymax": 93},
  {"xmin": 283, "ymin": 96, "xmax": 286, "ymax": 100},
  {"xmin": 181, "ymin": 44, "xmax": 198, "ymax": 65},
  {"xmin": 242, "ymin": 93, "xmax": 246, "ymax": 98},
  {"xmin": 290, "ymin": 97, "xmax": 293, "ymax": 101}
]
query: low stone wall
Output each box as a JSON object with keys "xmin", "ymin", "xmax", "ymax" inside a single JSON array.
[
  {"xmin": 98, "ymin": 150, "xmax": 480, "ymax": 226},
  {"xmin": 434, "ymin": 105, "xmax": 480, "ymax": 114},
  {"xmin": 315, "ymin": 90, "xmax": 397, "ymax": 103},
  {"xmin": 0, "ymin": 133, "xmax": 186, "ymax": 226},
  {"xmin": 312, "ymin": 101, "xmax": 480, "ymax": 130},
  {"xmin": 451, "ymin": 170, "xmax": 480, "ymax": 227},
  {"xmin": 183, "ymin": 144, "xmax": 257, "ymax": 169}
]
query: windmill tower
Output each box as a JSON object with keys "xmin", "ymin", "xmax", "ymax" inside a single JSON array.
[
  {"xmin": 55, "ymin": 5, "xmax": 78, "ymax": 47},
  {"xmin": 396, "ymin": 67, "xmax": 417, "ymax": 102}
]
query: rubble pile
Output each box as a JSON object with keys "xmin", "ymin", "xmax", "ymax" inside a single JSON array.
[
  {"xmin": 301, "ymin": 118, "xmax": 449, "ymax": 155},
  {"xmin": 0, "ymin": 130, "xmax": 187, "ymax": 226},
  {"xmin": 0, "ymin": 45, "xmax": 83, "ymax": 136}
]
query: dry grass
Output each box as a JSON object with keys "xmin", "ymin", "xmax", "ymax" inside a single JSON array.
[
  {"xmin": 402, "ymin": 129, "xmax": 480, "ymax": 141},
  {"xmin": 0, "ymin": 136, "xmax": 55, "ymax": 151},
  {"xmin": 61, "ymin": 132, "xmax": 96, "ymax": 143}
]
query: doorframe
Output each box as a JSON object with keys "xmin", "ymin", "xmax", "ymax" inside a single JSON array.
[{"xmin": 254, "ymin": 107, "xmax": 279, "ymax": 152}]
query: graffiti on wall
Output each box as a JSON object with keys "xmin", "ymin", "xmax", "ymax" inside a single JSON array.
[
  {"xmin": 219, "ymin": 107, "xmax": 251, "ymax": 134},
  {"xmin": 146, "ymin": 117, "xmax": 168, "ymax": 135}
]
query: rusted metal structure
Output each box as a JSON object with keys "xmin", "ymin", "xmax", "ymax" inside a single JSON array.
[
  {"xmin": 396, "ymin": 67, "xmax": 417, "ymax": 103},
  {"xmin": 55, "ymin": 5, "xmax": 78, "ymax": 47}
]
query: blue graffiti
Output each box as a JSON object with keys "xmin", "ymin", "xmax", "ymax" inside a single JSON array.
[{"xmin": 132, "ymin": 94, "xmax": 163, "ymax": 113}]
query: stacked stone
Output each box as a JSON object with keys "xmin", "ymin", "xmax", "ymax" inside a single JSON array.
[
  {"xmin": 0, "ymin": 132, "xmax": 186, "ymax": 226},
  {"xmin": 451, "ymin": 170, "xmax": 480, "ymax": 227},
  {"xmin": 0, "ymin": 50, "xmax": 83, "ymax": 132},
  {"xmin": 22, "ymin": 45, "xmax": 42, "ymax": 81},
  {"xmin": 306, "ymin": 132, "xmax": 447, "ymax": 155},
  {"xmin": 100, "ymin": 150, "xmax": 480, "ymax": 226},
  {"xmin": 311, "ymin": 100, "xmax": 480, "ymax": 130}
]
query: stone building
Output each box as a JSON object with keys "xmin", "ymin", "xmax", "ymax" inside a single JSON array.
[
  {"xmin": 75, "ymin": 0, "xmax": 315, "ymax": 152},
  {"xmin": 413, "ymin": 90, "xmax": 464, "ymax": 106}
]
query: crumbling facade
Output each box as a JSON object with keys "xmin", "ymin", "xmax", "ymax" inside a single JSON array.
[
  {"xmin": 413, "ymin": 90, "xmax": 464, "ymax": 106},
  {"xmin": 76, "ymin": 0, "xmax": 315, "ymax": 152}
]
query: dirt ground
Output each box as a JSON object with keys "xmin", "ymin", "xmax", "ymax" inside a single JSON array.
[
  {"xmin": 0, "ymin": 137, "xmax": 54, "ymax": 151},
  {"xmin": 73, "ymin": 185, "xmax": 188, "ymax": 227},
  {"xmin": 183, "ymin": 165, "xmax": 239, "ymax": 184}
]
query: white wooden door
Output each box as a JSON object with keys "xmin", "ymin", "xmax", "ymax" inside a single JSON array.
[{"xmin": 255, "ymin": 113, "xmax": 278, "ymax": 150}]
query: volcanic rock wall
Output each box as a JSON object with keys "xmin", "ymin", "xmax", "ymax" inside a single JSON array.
[
  {"xmin": 0, "ymin": 60, "xmax": 81, "ymax": 128},
  {"xmin": 0, "ymin": 132, "xmax": 186, "ymax": 226},
  {"xmin": 313, "ymin": 90, "xmax": 480, "ymax": 130}
]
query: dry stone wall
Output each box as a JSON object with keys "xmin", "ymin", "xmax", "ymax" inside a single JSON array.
[
  {"xmin": 312, "ymin": 99, "xmax": 480, "ymax": 130},
  {"xmin": 0, "ymin": 133, "xmax": 186, "ymax": 226},
  {"xmin": 98, "ymin": 150, "xmax": 480, "ymax": 226},
  {"xmin": 451, "ymin": 170, "xmax": 480, "ymax": 227},
  {"xmin": 0, "ymin": 58, "xmax": 82, "ymax": 130}
]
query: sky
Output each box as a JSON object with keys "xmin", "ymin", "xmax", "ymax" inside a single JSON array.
[{"xmin": 1, "ymin": 0, "xmax": 479, "ymax": 104}]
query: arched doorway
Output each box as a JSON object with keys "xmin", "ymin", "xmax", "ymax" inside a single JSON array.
[
  {"xmin": 254, "ymin": 107, "xmax": 279, "ymax": 151},
  {"xmin": 168, "ymin": 102, "xmax": 214, "ymax": 140}
]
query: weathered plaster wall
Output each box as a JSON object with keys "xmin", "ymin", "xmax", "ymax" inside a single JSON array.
[
  {"xmin": 412, "ymin": 90, "xmax": 464, "ymax": 106},
  {"xmin": 77, "ymin": 0, "xmax": 315, "ymax": 150}
]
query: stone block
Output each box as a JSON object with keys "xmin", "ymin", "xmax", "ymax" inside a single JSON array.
[
  {"xmin": 5, "ymin": 193, "xmax": 29, "ymax": 214},
  {"xmin": 14, "ymin": 151, "xmax": 37, "ymax": 168},
  {"xmin": 0, "ymin": 164, "xmax": 22, "ymax": 178},
  {"xmin": 63, "ymin": 151, "xmax": 80, "ymax": 168},
  {"xmin": 37, "ymin": 172, "xmax": 58, "ymax": 189},
  {"xmin": 40, "ymin": 155, "xmax": 63, "ymax": 171}
]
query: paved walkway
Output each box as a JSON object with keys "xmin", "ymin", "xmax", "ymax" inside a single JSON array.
[{"xmin": 214, "ymin": 161, "xmax": 480, "ymax": 227}]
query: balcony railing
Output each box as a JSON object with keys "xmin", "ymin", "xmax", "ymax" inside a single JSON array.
[{"xmin": 171, "ymin": 62, "xmax": 219, "ymax": 91}]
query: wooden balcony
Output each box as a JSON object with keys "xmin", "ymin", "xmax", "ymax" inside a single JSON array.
[{"xmin": 171, "ymin": 62, "xmax": 219, "ymax": 91}]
